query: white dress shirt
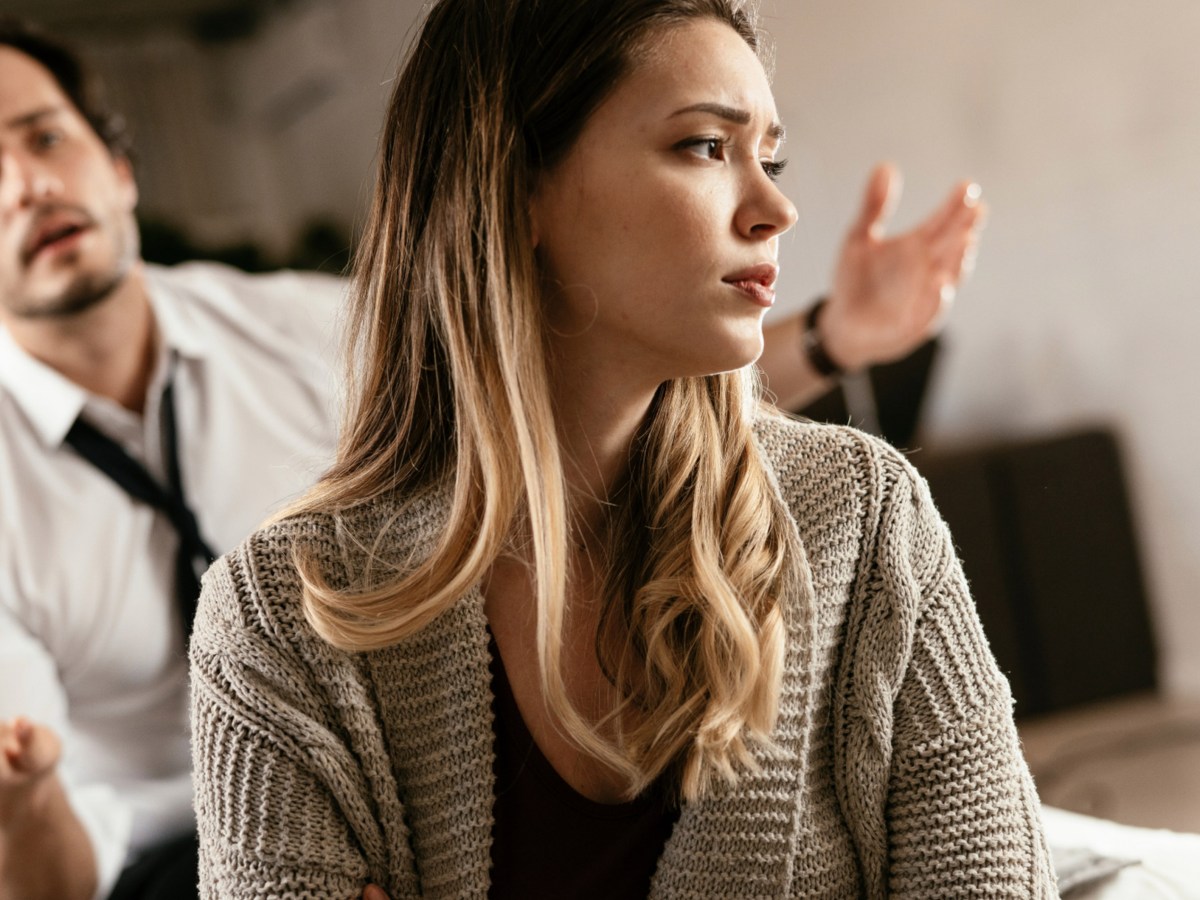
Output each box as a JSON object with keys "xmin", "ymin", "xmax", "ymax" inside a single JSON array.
[{"xmin": 0, "ymin": 261, "xmax": 344, "ymax": 899}]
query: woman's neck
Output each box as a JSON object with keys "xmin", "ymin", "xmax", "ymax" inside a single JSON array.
[{"xmin": 550, "ymin": 357, "xmax": 658, "ymax": 541}]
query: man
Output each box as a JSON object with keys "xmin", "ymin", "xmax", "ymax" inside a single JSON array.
[
  {"xmin": 0, "ymin": 20, "xmax": 345, "ymax": 900},
  {"xmin": 0, "ymin": 17, "xmax": 983, "ymax": 900}
]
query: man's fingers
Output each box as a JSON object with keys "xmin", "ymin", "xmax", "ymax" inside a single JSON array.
[
  {"xmin": 363, "ymin": 885, "xmax": 391, "ymax": 900},
  {"xmin": 931, "ymin": 199, "xmax": 988, "ymax": 279},
  {"xmin": 22, "ymin": 722, "xmax": 60, "ymax": 775},
  {"xmin": 12, "ymin": 717, "xmax": 32, "ymax": 744},
  {"xmin": 1, "ymin": 720, "xmax": 24, "ymax": 781},
  {"xmin": 911, "ymin": 275, "xmax": 957, "ymax": 337},
  {"xmin": 958, "ymin": 229, "xmax": 982, "ymax": 279},
  {"xmin": 926, "ymin": 192, "xmax": 985, "ymax": 261},
  {"xmin": 939, "ymin": 281, "xmax": 957, "ymax": 308},
  {"xmin": 850, "ymin": 161, "xmax": 902, "ymax": 241},
  {"xmin": 0, "ymin": 718, "xmax": 60, "ymax": 776},
  {"xmin": 919, "ymin": 179, "xmax": 981, "ymax": 242},
  {"xmin": 1, "ymin": 718, "xmax": 23, "ymax": 761}
]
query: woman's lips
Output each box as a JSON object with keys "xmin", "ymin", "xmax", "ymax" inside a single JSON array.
[
  {"xmin": 723, "ymin": 263, "xmax": 778, "ymax": 308},
  {"xmin": 726, "ymin": 278, "xmax": 775, "ymax": 307}
]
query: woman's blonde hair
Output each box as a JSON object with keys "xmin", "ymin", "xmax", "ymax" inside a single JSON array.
[{"xmin": 292, "ymin": 0, "xmax": 803, "ymax": 802}]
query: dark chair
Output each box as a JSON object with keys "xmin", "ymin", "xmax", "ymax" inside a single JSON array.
[
  {"xmin": 796, "ymin": 345, "xmax": 1158, "ymax": 719},
  {"xmin": 915, "ymin": 430, "xmax": 1158, "ymax": 718}
]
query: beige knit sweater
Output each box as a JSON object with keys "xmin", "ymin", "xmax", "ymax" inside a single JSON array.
[{"xmin": 190, "ymin": 416, "xmax": 1057, "ymax": 898}]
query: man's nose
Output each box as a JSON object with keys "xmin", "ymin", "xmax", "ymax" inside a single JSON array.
[
  {"xmin": 0, "ymin": 148, "xmax": 23, "ymax": 213},
  {"xmin": 0, "ymin": 148, "xmax": 60, "ymax": 213}
]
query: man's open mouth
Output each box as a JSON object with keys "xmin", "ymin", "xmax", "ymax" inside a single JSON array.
[{"xmin": 23, "ymin": 219, "xmax": 91, "ymax": 264}]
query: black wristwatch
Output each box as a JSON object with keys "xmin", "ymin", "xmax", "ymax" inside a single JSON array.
[{"xmin": 800, "ymin": 297, "xmax": 845, "ymax": 379}]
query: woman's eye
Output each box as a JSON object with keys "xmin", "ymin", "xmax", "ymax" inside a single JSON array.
[
  {"xmin": 761, "ymin": 158, "xmax": 789, "ymax": 182},
  {"xmin": 678, "ymin": 137, "xmax": 725, "ymax": 161}
]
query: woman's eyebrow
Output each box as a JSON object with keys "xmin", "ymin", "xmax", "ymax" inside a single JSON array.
[{"xmin": 669, "ymin": 102, "xmax": 785, "ymax": 141}]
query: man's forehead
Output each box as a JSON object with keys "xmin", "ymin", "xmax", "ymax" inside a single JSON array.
[{"xmin": 0, "ymin": 47, "xmax": 74, "ymax": 129}]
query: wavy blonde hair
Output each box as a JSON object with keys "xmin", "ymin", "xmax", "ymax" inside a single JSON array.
[{"xmin": 291, "ymin": 0, "xmax": 803, "ymax": 802}]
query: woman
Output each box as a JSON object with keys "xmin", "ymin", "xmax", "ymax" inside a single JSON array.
[{"xmin": 189, "ymin": 0, "xmax": 1055, "ymax": 896}]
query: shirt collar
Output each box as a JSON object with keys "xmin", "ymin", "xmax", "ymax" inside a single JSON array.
[
  {"xmin": 0, "ymin": 325, "xmax": 88, "ymax": 448},
  {"xmin": 145, "ymin": 269, "xmax": 208, "ymax": 361}
]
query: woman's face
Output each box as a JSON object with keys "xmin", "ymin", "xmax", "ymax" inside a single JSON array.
[{"xmin": 531, "ymin": 18, "xmax": 796, "ymax": 392}]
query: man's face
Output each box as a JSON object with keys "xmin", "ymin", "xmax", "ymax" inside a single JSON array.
[{"xmin": 0, "ymin": 46, "xmax": 139, "ymax": 321}]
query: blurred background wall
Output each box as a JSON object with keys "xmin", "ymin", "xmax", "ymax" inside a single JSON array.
[
  {"xmin": 13, "ymin": 0, "xmax": 1200, "ymax": 694},
  {"xmin": 763, "ymin": 0, "xmax": 1200, "ymax": 697}
]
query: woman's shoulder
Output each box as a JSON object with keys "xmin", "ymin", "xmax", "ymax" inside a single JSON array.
[
  {"xmin": 752, "ymin": 410, "xmax": 923, "ymax": 506},
  {"xmin": 751, "ymin": 411, "xmax": 947, "ymax": 579},
  {"xmin": 755, "ymin": 412, "xmax": 959, "ymax": 605},
  {"xmin": 194, "ymin": 486, "xmax": 447, "ymax": 655},
  {"xmin": 192, "ymin": 509, "xmax": 341, "ymax": 660}
]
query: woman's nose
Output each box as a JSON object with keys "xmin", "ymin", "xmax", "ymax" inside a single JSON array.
[{"xmin": 735, "ymin": 168, "xmax": 798, "ymax": 242}]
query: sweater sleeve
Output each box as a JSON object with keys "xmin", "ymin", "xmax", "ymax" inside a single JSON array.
[
  {"xmin": 881, "ymin": 465, "xmax": 1057, "ymax": 898},
  {"xmin": 189, "ymin": 544, "xmax": 409, "ymax": 899}
]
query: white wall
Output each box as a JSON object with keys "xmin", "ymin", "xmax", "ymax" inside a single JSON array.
[
  {"xmin": 761, "ymin": 0, "xmax": 1200, "ymax": 693},
  {"xmin": 87, "ymin": 0, "xmax": 426, "ymax": 255},
  {"xmin": 80, "ymin": 0, "xmax": 1200, "ymax": 693}
]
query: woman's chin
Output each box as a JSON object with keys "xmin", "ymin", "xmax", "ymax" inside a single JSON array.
[{"xmin": 694, "ymin": 336, "xmax": 765, "ymax": 378}]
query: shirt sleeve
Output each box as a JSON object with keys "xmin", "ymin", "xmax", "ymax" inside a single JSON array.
[
  {"xmin": 0, "ymin": 602, "xmax": 132, "ymax": 900},
  {"xmin": 226, "ymin": 267, "xmax": 349, "ymax": 425},
  {"xmin": 260, "ymin": 269, "xmax": 348, "ymax": 353},
  {"xmin": 882, "ymin": 471, "xmax": 1058, "ymax": 898}
]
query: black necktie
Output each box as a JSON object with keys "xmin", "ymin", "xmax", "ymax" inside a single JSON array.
[{"xmin": 63, "ymin": 380, "xmax": 216, "ymax": 641}]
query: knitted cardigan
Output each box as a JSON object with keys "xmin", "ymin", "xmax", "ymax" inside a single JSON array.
[{"xmin": 190, "ymin": 416, "xmax": 1057, "ymax": 898}]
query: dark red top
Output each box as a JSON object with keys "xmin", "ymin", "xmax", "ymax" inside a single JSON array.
[{"xmin": 487, "ymin": 638, "xmax": 680, "ymax": 900}]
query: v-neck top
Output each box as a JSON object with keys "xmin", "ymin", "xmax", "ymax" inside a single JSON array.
[{"xmin": 487, "ymin": 635, "xmax": 680, "ymax": 899}]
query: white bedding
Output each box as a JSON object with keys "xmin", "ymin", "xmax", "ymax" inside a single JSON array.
[{"xmin": 1045, "ymin": 805, "xmax": 1200, "ymax": 898}]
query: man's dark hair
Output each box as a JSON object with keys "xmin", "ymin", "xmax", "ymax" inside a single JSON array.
[{"xmin": 0, "ymin": 16, "xmax": 133, "ymax": 159}]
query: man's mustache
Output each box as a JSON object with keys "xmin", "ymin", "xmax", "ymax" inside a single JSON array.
[{"xmin": 19, "ymin": 204, "xmax": 98, "ymax": 266}]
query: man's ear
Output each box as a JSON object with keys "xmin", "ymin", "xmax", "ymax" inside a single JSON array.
[{"xmin": 113, "ymin": 154, "xmax": 138, "ymax": 211}]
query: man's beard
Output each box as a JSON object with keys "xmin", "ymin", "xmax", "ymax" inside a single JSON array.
[
  {"xmin": 8, "ymin": 217, "xmax": 138, "ymax": 320},
  {"xmin": 14, "ymin": 269, "xmax": 126, "ymax": 319}
]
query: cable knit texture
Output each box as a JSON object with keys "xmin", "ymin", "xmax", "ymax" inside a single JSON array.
[{"xmin": 190, "ymin": 416, "xmax": 1057, "ymax": 898}]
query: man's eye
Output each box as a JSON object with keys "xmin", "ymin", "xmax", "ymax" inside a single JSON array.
[
  {"xmin": 761, "ymin": 159, "xmax": 789, "ymax": 182},
  {"xmin": 33, "ymin": 130, "xmax": 63, "ymax": 150},
  {"xmin": 677, "ymin": 137, "xmax": 725, "ymax": 161}
]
